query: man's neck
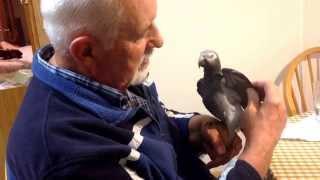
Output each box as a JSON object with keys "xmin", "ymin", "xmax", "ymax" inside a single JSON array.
[
  {"xmin": 49, "ymin": 54, "xmax": 128, "ymax": 93},
  {"xmin": 49, "ymin": 54, "xmax": 72, "ymax": 69}
]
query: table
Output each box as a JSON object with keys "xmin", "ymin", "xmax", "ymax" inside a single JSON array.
[
  {"xmin": 0, "ymin": 86, "xmax": 26, "ymax": 180},
  {"xmin": 271, "ymin": 113, "xmax": 320, "ymax": 179}
]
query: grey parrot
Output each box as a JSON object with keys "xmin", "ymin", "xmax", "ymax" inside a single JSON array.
[
  {"xmin": 197, "ymin": 50, "xmax": 256, "ymax": 144},
  {"xmin": 196, "ymin": 51, "xmax": 275, "ymax": 179}
]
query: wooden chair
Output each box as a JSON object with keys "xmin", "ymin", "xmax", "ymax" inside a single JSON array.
[
  {"xmin": 0, "ymin": 86, "xmax": 26, "ymax": 180},
  {"xmin": 284, "ymin": 47, "xmax": 320, "ymax": 116}
]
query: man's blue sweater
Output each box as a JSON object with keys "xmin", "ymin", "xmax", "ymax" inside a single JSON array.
[{"xmin": 7, "ymin": 46, "xmax": 260, "ymax": 180}]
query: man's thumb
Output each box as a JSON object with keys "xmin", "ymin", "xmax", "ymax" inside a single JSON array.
[{"xmin": 246, "ymin": 88, "xmax": 260, "ymax": 110}]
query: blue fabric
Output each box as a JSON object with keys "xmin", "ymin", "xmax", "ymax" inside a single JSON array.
[
  {"xmin": 6, "ymin": 162, "xmax": 16, "ymax": 180},
  {"xmin": 32, "ymin": 52, "xmax": 135, "ymax": 123},
  {"xmin": 7, "ymin": 46, "xmax": 211, "ymax": 179},
  {"xmin": 7, "ymin": 45, "xmax": 260, "ymax": 180},
  {"xmin": 226, "ymin": 160, "xmax": 261, "ymax": 180}
]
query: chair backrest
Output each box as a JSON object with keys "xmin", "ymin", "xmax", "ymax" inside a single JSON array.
[
  {"xmin": 284, "ymin": 47, "xmax": 320, "ymax": 116},
  {"xmin": 0, "ymin": 86, "xmax": 26, "ymax": 180}
]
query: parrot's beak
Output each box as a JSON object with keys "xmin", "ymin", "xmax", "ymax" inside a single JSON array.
[{"xmin": 198, "ymin": 57, "xmax": 206, "ymax": 68}]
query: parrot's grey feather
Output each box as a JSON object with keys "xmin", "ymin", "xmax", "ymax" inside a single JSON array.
[
  {"xmin": 196, "ymin": 50, "xmax": 275, "ymax": 180},
  {"xmin": 197, "ymin": 50, "xmax": 254, "ymax": 144},
  {"xmin": 222, "ymin": 68, "xmax": 253, "ymax": 107}
]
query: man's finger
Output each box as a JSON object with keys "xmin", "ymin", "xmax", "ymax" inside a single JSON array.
[
  {"xmin": 0, "ymin": 60, "xmax": 26, "ymax": 73},
  {"xmin": 0, "ymin": 41, "xmax": 19, "ymax": 50},
  {"xmin": 207, "ymin": 150, "xmax": 232, "ymax": 168},
  {"xmin": 207, "ymin": 134, "xmax": 242, "ymax": 169},
  {"xmin": 207, "ymin": 156, "xmax": 230, "ymax": 168},
  {"xmin": 204, "ymin": 143, "xmax": 216, "ymax": 160},
  {"xmin": 229, "ymin": 135, "xmax": 242, "ymax": 157},
  {"xmin": 246, "ymin": 88, "xmax": 260, "ymax": 110},
  {"xmin": 253, "ymin": 81, "xmax": 281, "ymax": 104},
  {"xmin": 204, "ymin": 128, "xmax": 226, "ymax": 155}
]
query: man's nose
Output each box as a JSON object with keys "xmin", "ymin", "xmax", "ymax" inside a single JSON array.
[{"xmin": 149, "ymin": 27, "xmax": 164, "ymax": 48}]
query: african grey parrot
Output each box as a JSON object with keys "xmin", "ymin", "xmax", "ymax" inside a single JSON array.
[{"xmin": 197, "ymin": 50, "xmax": 256, "ymax": 144}]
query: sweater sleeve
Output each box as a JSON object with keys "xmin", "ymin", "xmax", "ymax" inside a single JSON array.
[
  {"xmin": 219, "ymin": 159, "xmax": 261, "ymax": 180},
  {"xmin": 44, "ymin": 159, "xmax": 139, "ymax": 180},
  {"xmin": 160, "ymin": 103, "xmax": 199, "ymax": 140}
]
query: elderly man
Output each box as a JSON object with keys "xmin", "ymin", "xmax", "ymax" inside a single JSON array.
[{"xmin": 7, "ymin": 0, "xmax": 286, "ymax": 179}]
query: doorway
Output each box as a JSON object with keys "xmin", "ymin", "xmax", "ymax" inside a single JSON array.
[{"xmin": 0, "ymin": 0, "xmax": 30, "ymax": 46}]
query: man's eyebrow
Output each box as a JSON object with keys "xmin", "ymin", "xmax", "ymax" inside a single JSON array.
[{"xmin": 141, "ymin": 22, "xmax": 153, "ymax": 34}]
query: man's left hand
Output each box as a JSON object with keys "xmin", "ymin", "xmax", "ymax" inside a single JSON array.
[{"xmin": 188, "ymin": 115, "xmax": 242, "ymax": 168}]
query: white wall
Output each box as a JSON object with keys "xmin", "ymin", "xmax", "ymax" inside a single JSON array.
[
  {"xmin": 150, "ymin": 0, "xmax": 304, "ymax": 113},
  {"xmin": 303, "ymin": 0, "xmax": 320, "ymax": 49}
]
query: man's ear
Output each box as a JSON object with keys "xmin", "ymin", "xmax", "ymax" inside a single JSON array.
[{"xmin": 69, "ymin": 36, "xmax": 97, "ymax": 68}]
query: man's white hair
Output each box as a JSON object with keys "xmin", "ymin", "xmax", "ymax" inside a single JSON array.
[{"xmin": 41, "ymin": 0, "xmax": 123, "ymax": 55}]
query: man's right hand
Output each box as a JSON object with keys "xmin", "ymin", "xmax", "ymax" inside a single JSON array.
[{"xmin": 239, "ymin": 81, "xmax": 287, "ymax": 178}]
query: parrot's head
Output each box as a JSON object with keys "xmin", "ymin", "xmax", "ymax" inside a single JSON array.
[{"xmin": 198, "ymin": 50, "xmax": 222, "ymax": 74}]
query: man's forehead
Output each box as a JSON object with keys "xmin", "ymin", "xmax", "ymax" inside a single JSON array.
[{"xmin": 123, "ymin": 0, "xmax": 157, "ymax": 22}]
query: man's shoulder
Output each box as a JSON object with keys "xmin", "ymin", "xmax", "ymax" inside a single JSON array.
[
  {"xmin": 18, "ymin": 77, "xmax": 95, "ymax": 120},
  {"xmin": 8, "ymin": 77, "xmax": 128, "ymax": 178}
]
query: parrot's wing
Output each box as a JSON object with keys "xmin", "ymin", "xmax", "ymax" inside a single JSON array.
[
  {"xmin": 222, "ymin": 86, "xmax": 242, "ymax": 105},
  {"xmin": 202, "ymin": 92, "xmax": 226, "ymax": 122},
  {"xmin": 196, "ymin": 78, "xmax": 205, "ymax": 97},
  {"xmin": 197, "ymin": 78, "xmax": 225, "ymax": 121},
  {"xmin": 209, "ymin": 91, "xmax": 242, "ymax": 132},
  {"xmin": 222, "ymin": 68, "xmax": 253, "ymax": 88},
  {"xmin": 222, "ymin": 68, "xmax": 253, "ymax": 107},
  {"xmin": 216, "ymin": 87, "xmax": 244, "ymax": 142}
]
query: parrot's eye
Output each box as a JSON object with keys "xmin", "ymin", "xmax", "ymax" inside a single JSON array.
[{"xmin": 208, "ymin": 54, "xmax": 214, "ymax": 58}]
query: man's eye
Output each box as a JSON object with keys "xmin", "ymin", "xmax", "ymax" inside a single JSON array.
[
  {"xmin": 140, "ymin": 31, "xmax": 148, "ymax": 38},
  {"xmin": 141, "ymin": 24, "xmax": 154, "ymax": 37}
]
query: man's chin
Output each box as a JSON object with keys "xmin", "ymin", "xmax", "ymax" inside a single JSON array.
[
  {"xmin": 129, "ymin": 57, "xmax": 151, "ymax": 86},
  {"xmin": 129, "ymin": 70, "xmax": 149, "ymax": 86}
]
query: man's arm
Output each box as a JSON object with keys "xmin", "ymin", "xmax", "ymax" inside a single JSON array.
[
  {"xmin": 44, "ymin": 160, "xmax": 136, "ymax": 180},
  {"xmin": 238, "ymin": 82, "xmax": 286, "ymax": 177},
  {"xmin": 0, "ymin": 60, "xmax": 29, "ymax": 73}
]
